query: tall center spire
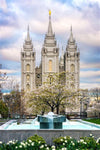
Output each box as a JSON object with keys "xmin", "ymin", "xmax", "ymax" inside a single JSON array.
[
  {"xmin": 69, "ymin": 26, "xmax": 74, "ymax": 42},
  {"xmin": 47, "ymin": 10, "xmax": 53, "ymax": 36},
  {"xmin": 26, "ymin": 25, "xmax": 30, "ymax": 41}
]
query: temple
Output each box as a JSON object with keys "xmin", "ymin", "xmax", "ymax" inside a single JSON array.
[{"xmin": 21, "ymin": 11, "xmax": 80, "ymax": 92}]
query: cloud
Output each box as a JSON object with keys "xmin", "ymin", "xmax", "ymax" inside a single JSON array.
[
  {"xmin": 0, "ymin": 0, "xmax": 7, "ymax": 12},
  {"xmin": 1, "ymin": 47, "xmax": 20, "ymax": 62},
  {"xmin": 80, "ymin": 83, "xmax": 100, "ymax": 89},
  {"xmin": 0, "ymin": 69, "xmax": 17, "ymax": 74},
  {"xmin": 0, "ymin": 0, "xmax": 100, "ymax": 46},
  {"xmin": 81, "ymin": 62, "xmax": 100, "ymax": 69},
  {"xmin": 0, "ymin": 33, "xmax": 42, "ymax": 65},
  {"xmin": 80, "ymin": 70, "xmax": 100, "ymax": 78},
  {"xmin": 80, "ymin": 70, "xmax": 100, "ymax": 89},
  {"xmin": 0, "ymin": 26, "xmax": 17, "ymax": 39},
  {"xmin": 72, "ymin": 0, "xmax": 100, "ymax": 7}
]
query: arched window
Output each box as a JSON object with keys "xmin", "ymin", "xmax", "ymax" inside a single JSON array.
[
  {"xmin": 26, "ymin": 75, "xmax": 30, "ymax": 82},
  {"xmin": 26, "ymin": 64, "xmax": 30, "ymax": 71},
  {"xmin": 71, "ymin": 64, "xmax": 75, "ymax": 72},
  {"xmin": 49, "ymin": 60, "xmax": 52, "ymax": 71}
]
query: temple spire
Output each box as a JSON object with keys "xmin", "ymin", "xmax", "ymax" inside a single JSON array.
[
  {"xmin": 47, "ymin": 10, "xmax": 53, "ymax": 36},
  {"xmin": 71, "ymin": 25, "xmax": 72, "ymax": 33},
  {"xmin": 61, "ymin": 46, "xmax": 64, "ymax": 59},
  {"xmin": 69, "ymin": 25, "xmax": 74, "ymax": 42},
  {"xmin": 26, "ymin": 25, "xmax": 30, "ymax": 41}
]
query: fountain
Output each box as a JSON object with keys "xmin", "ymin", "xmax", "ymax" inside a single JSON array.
[
  {"xmin": 38, "ymin": 112, "xmax": 66, "ymax": 129},
  {"xmin": 1, "ymin": 112, "xmax": 100, "ymax": 145}
]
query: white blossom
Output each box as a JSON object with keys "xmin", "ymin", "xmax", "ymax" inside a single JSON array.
[
  {"xmin": 80, "ymin": 139, "xmax": 84, "ymax": 142},
  {"xmin": 72, "ymin": 143, "xmax": 75, "ymax": 146},
  {"xmin": 83, "ymin": 142, "xmax": 87, "ymax": 144},
  {"xmin": 65, "ymin": 140, "xmax": 67, "ymax": 143},
  {"xmin": 40, "ymin": 145, "xmax": 44, "ymax": 148},
  {"xmin": 90, "ymin": 134, "xmax": 92, "ymax": 137},
  {"xmin": 61, "ymin": 148, "xmax": 67, "ymax": 150},
  {"xmin": 19, "ymin": 145, "xmax": 22, "ymax": 148},
  {"xmin": 28, "ymin": 139, "xmax": 32, "ymax": 143},
  {"xmin": 31, "ymin": 142, "xmax": 34, "ymax": 146},
  {"xmin": 51, "ymin": 145, "xmax": 55, "ymax": 148},
  {"xmin": 96, "ymin": 137, "xmax": 100, "ymax": 143},
  {"xmin": 0, "ymin": 141, "xmax": 2, "ymax": 144}
]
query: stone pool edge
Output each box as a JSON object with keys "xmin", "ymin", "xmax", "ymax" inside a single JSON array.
[{"xmin": 0, "ymin": 129, "xmax": 100, "ymax": 145}]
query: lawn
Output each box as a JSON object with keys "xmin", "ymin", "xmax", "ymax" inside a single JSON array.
[{"xmin": 83, "ymin": 118, "xmax": 100, "ymax": 125}]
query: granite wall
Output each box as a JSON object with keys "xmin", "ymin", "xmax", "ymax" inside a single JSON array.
[{"xmin": 0, "ymin": 129, "xmax": 100, "ymax": 145}]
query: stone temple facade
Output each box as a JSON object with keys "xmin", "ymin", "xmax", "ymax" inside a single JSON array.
[{"xmin": 21, "ymin": 12, "xmax": 80, "ymax": 92}]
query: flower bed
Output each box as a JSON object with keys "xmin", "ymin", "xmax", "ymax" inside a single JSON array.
[{"xmin": 0, "ymin": 134, "xmax": 100, "ymax": 150}]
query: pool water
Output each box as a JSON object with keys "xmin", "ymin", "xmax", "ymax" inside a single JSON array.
[
  {"xmin": 0, "ymin": 119, "xmax": 100, "ymax": 130},
  {"xmin": 63, "ymin": 121, "xmax": 100, "ymax": 129}
]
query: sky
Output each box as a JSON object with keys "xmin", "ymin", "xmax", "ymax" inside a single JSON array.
[{"xmin": 0, "ymin": 0, "xmax": 100, "ymax": 90}]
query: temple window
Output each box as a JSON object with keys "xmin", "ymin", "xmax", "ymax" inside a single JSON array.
[
  {"xmin": 26, "ymin": 64, "xmax": 30, "ymax": 71},
  {"xmin": 26, "ymin": 75, "xmax": 30, "ymax": 82},
  {"xmin": 49, "ymin": 60, "xmax": 52, "ymax": 71},
  {"xmin": 71, "ymin": 64, "xmax": 75, "ymax": 72}
]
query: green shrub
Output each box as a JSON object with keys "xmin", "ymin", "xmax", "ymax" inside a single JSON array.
[
  {"xmin": 78, "ymin": 136, "xmax": 96, "ymax": 149},
  {"xmin": 53, "ymin": 136, "xmax": 78, "ymax": 150},
  {"xmin": 0, "ymin": 140, "xmax": 20, "ymax": 150},
  {"xmin": 0, "ymin": 100, "xmax": 8, "ymax": 118},
  {"xmin": 27, "ymin": 134, "xmax": 46, "ymax": 144},
  {"xmin": 0, "ymin": 134, "xmax": 100, "ymax": 150},
  {"xmin": 0, "ymin": 139, "xmax": 48, "ymax": 150},
  {"xmin": 53, "ymin": 135, "xmax": 100, "ymax": 150}
]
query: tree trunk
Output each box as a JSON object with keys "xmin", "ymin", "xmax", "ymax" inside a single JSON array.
[
  {"xmin": 56, "ymin": 105, "xmax": 59, "ymax": 114},
  {"xmin": 41, "ymin": 108, "xmax": 45, "ymax": 115},
  {"xmin": 51, "ymin": 107, "xmax": 54, "ymax": 112}
]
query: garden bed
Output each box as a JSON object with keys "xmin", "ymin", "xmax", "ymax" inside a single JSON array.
[{"xmin": 0, "ymin": 134, "xmax": 100, "ymax": 150}]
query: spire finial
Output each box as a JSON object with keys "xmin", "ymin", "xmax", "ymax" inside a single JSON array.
[
  {"xmin": 47, "ymin": 10, "xmax": 53, "ymax": 36},
  {"xmin": 49, "ymin": 10, "xmax": 51, "ymax": 16}
]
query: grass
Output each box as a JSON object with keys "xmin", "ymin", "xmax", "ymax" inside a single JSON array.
[{"xmin": 83, "ymin": 118, "xmax": 100, "ymax": 125}]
